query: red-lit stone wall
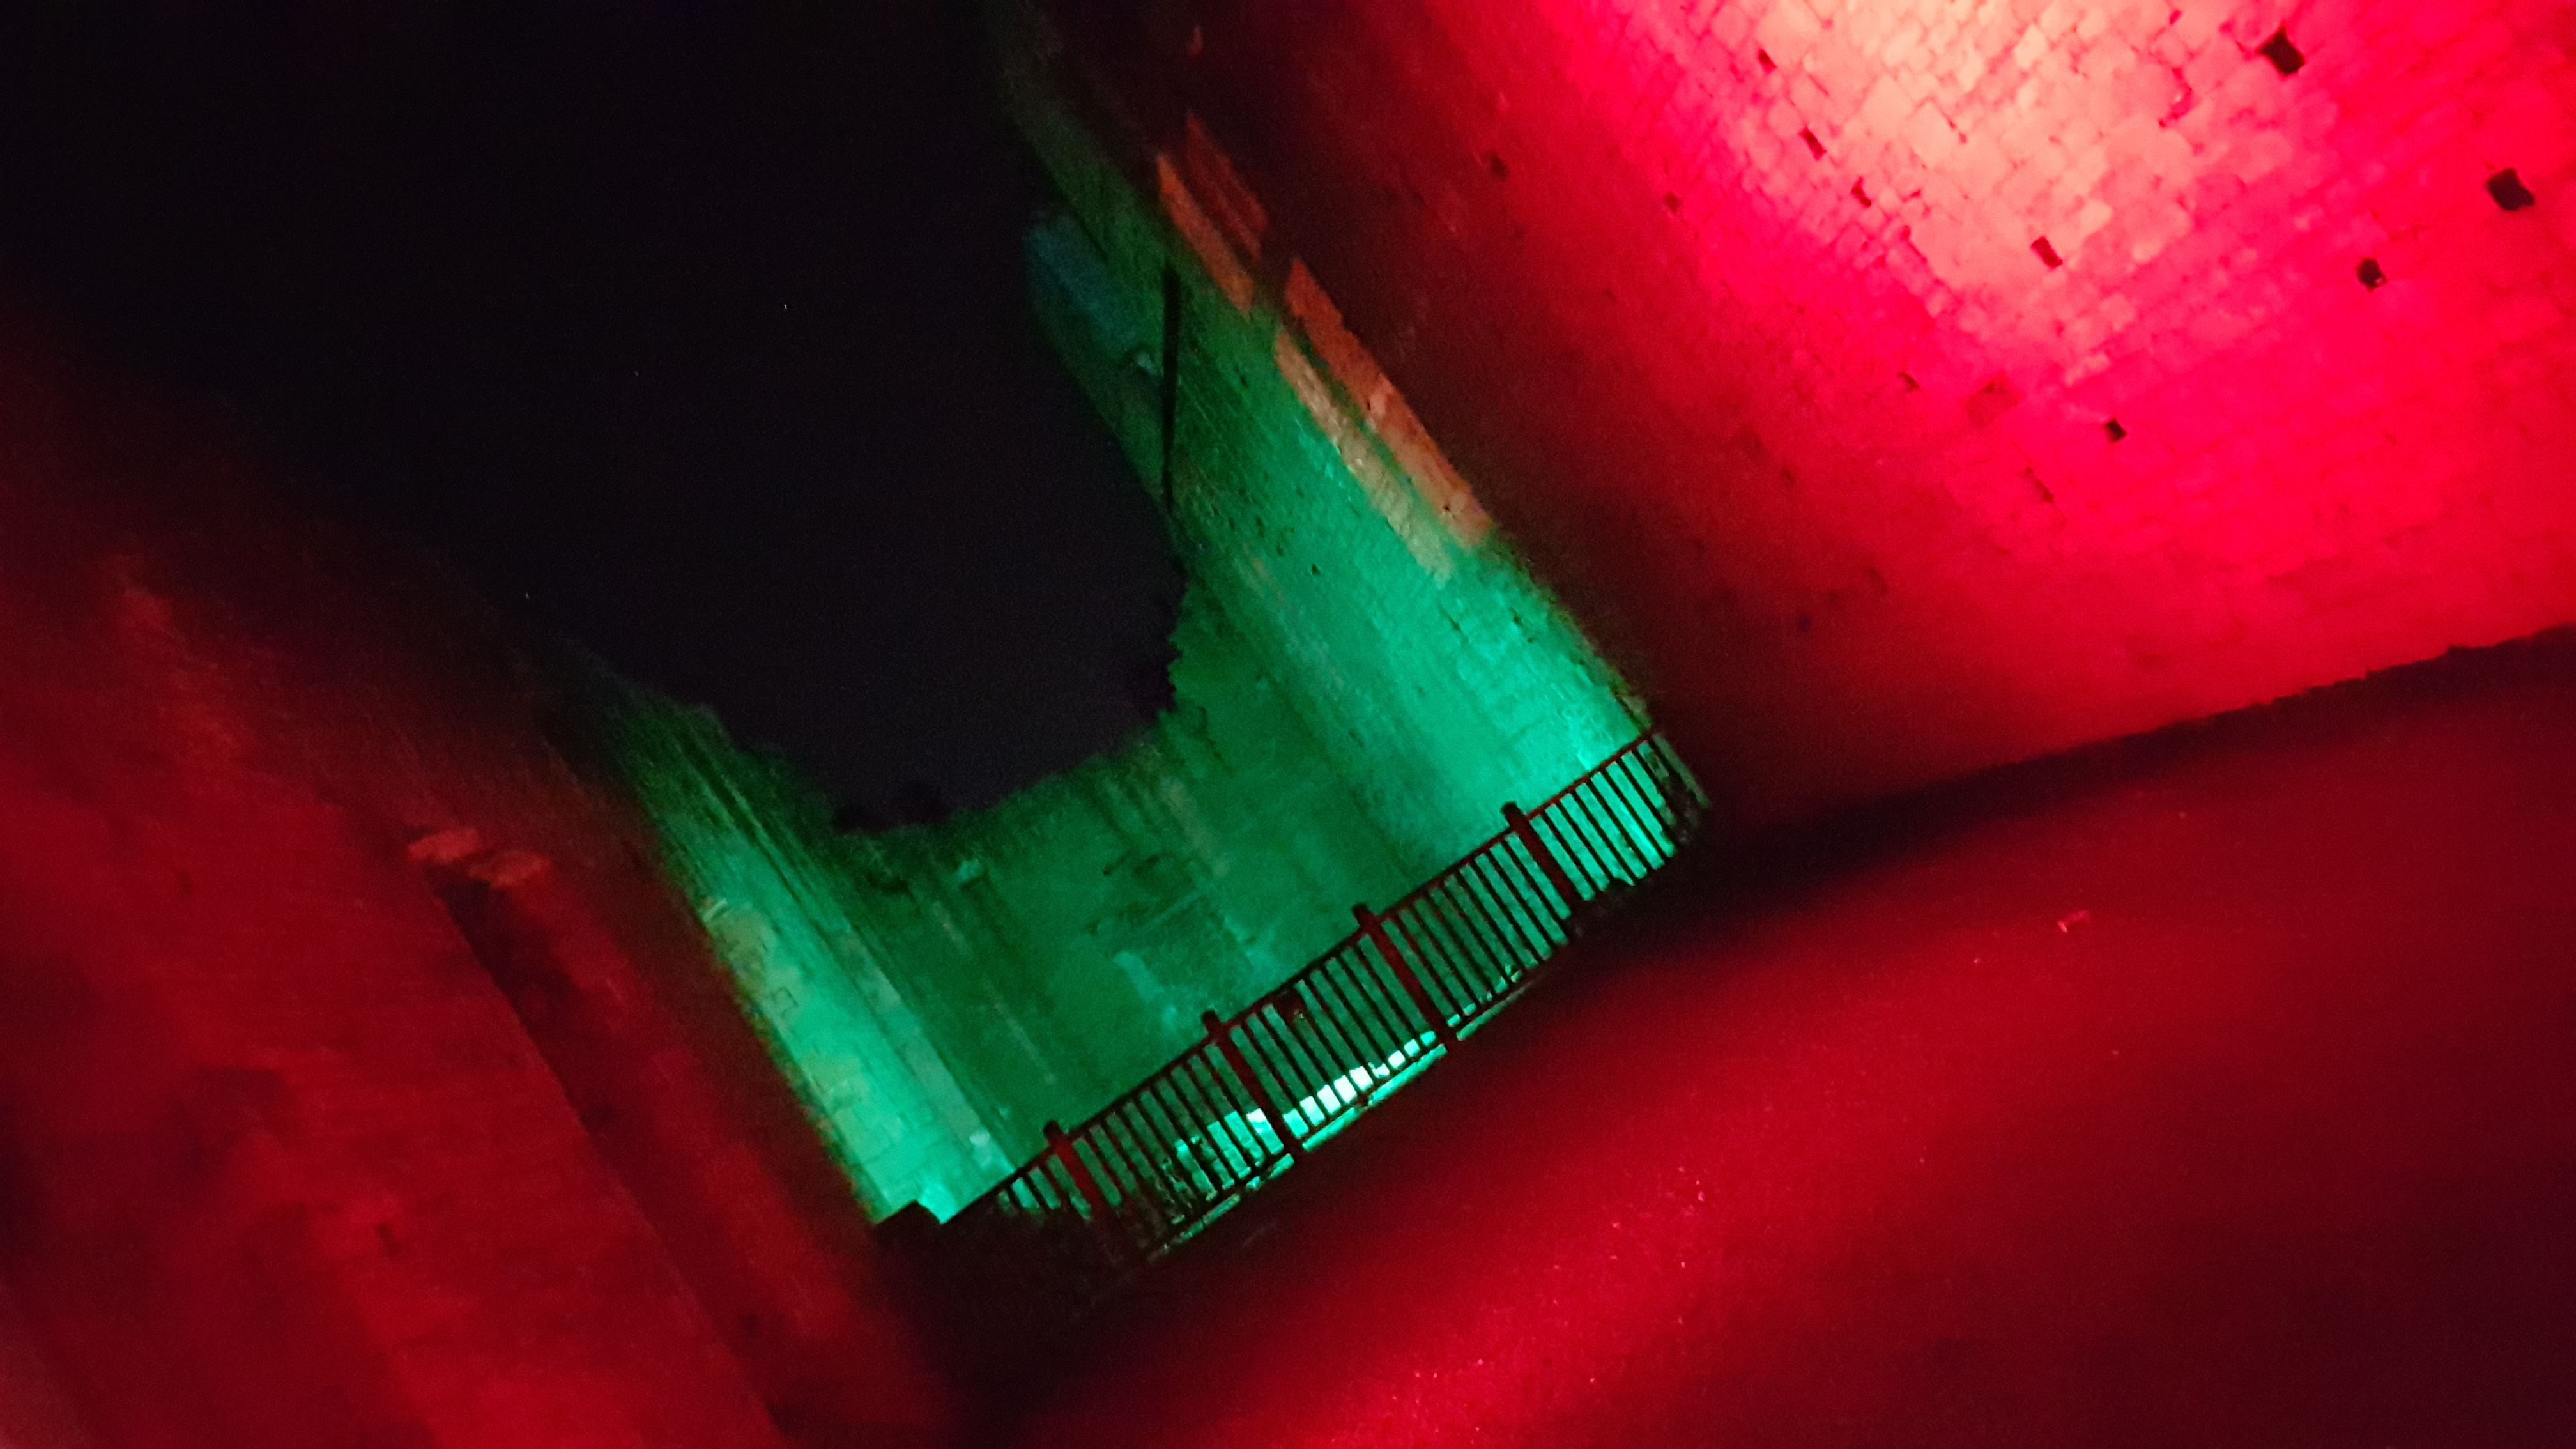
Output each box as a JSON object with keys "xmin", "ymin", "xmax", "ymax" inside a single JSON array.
[
  {"xmin": 0, "ymin": 1278, "xmax": 93, "ymax": 1448},
  {"xmin": 0, "ymin": 312, "xmax": 946, "ymax": 1447},
  {"xmin": 1135, "ymin": 0, "xmax": 2576, "ymax": 822}
]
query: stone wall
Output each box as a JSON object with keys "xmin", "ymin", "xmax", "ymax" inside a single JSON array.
[
  {"xmin": 0, "ymin": 311, "xmax": 946, "ymax": 1447},
  {"xmin": 594, "ymin": 6, "xmax": 1655, "ymax": 1220},
  {"xmin": 1097, "ymin": 0, "xmax": 2576, "ymax": 822}
]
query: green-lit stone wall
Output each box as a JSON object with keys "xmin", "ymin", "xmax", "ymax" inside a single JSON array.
[
  {"xmin": 590, "ymin": 3, "xmax": 1648, "ymax": 1221},
  {"xmin": 592, "ymin": 689, "xmax": 1016, "ymax": 1219}
]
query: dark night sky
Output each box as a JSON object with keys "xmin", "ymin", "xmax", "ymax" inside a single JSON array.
[{"xmin": 0, "ymin": 0, "xmax": 1183, "ymax": 817}]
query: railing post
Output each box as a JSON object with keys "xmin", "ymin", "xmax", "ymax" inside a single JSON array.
[
  {"xmin": 1354, "ymin": 903, "xmax": 1459, "ymax": 1049},
  {"xmin": 1045, "ymin": 1121, "xmax": 1139, "ymax": 1270},
  {"xmin": 1503, "ymin": 801, "xmax": 1583, "ymax": 918},
  {"xmin": 1203, "ymin": 1010, "xmax": 1306, "ymax": 1163}
]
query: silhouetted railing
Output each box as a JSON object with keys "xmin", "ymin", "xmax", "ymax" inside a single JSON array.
[{"xmin": 939, "ymin": 730, "xmax": 1706, "ymax": 1315}]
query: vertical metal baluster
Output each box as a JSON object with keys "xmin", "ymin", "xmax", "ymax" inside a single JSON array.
[
  {"xmin": 1164, "ymin": 1046, "xmax": 1241, "ymax": 1186},
  {"xmin": 1422, "ymin": 877, "xmax": 1504, "ymax": 1010},
  {"xmin": 1452, "ymin": 860, "xmax": 1533, "ymax": 984},
  {"xmin": 1618, "ymin": 749, "xmax": 1678, "ymax": 837},
  {"xmin": 1389, "ymin": 899, "xmax": 1470, "ymax": 1018},
  {"xmin": 1258, "ymin": 994, "xmax": 1338, "ymax": 1126},
  {"xmin": 1302, "ymin": 960, "xmax": 1388, "ymax": 1108},
  {"xmin": 1543, "ymin": 802, "xmax": 1616, "ymax": 894},
  {"xmin": 1595, "ymin": 762, "xmax": 1669, "ymax": 866},
  {"xmin": 1205, "ymin": 1009, "xmax": 1307, "ymax": 1164},
  {"xmin": 1577, "ymin": 781, "xmax": 1652, "ymax": 880},
  {"xmin": 1127, "ymin": 1083, "xmax": 1202, "ymax": 1205},
  {"xmin": 1356, "ymin": 902, "xmax": 1459, "ymax": 1050},
  {"xmin": 1503, "ymin": 801, "xmax": 1582, "ymax": 916},
  {"xmin": 1567, "ymin": 785, "xmax": 1639, "ymax": 883},
  {"xmin": 1528, "ymin": 807, "xmax": 1596, "ymax": 902},
  {"xmin": 1420, "ymin": 878, "xmax": 1503, "ymax": 1009},
  {"xmin": 1232, "ymin": 1009, "xmax": 1307, "ymax": 1139},
  {"xmin": 1045, "ymin": 1121, "xmax": 1139, "ymax": 1271},
  {"xmin": 1326, "ymin": 944, "xmax": 1411, "ymax": 1068},
  {"xmin": 1085, "ymin": 1112, "xmax": 1159, "ymax": 1241},
  {"xmin": 1178, "ymin": 1054, "xmax": 1257, "ymax": 1186},
  {"xmin": 1138, "ymin": 1088, "xmax": 1205, "ymax": 1211},
  {"xmin": 1489, "ymin": 843, "xmax": 1571, "ymax": 947},
  {"xmin": 1454, "ymin": 861, "xmax": 1531, "ymax": 988},
  {"xmin": 1452, "ymin": 855, "xmax": 1533, "ymax": 972}
]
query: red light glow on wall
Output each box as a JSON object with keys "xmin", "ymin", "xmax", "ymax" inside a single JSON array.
[{"xmin": 1173, "ymin": 0, "xmax": 2576, "ymax": 822}]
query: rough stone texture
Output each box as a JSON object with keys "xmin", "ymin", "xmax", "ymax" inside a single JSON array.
[
  {"xmin": 1095, "ymin": 0, "xmax": 2576, "ymax": 822},
  {"xmin": 0, "ymin": 1279, "xmax": 94, "ymax": 1448},
  {"xmin": 592, "ymin": 15, "xmax": 1667, "ymax": 1223},
  {"xmin": 0, "ymin": 310, "xmax": 946, "ymax": 1448}
]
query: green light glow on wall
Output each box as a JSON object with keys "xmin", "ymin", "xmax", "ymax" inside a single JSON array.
[{"xmin": 592, "ymin": 4, "xmax": 1649, "ymax": 1221}]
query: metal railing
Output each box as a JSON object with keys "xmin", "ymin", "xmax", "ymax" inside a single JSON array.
[{"xmin": 939, "ymin": 729, "xmax": 1707, "ymax": 1314}]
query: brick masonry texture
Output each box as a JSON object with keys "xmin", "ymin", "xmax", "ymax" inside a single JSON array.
[
  {"xmin": 0, "ymin": 310, "xmax": 945, "ymax": 1447},
  {"xmin": 592, "ymin": 27, "xmax": 1659, "ymax": 1220},
  {"xmin": 1134, "ymin": 0, "xmax": 2576, "ymax": 822}
]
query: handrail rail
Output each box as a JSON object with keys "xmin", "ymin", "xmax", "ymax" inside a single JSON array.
[{"xmin": 937, "ymin": 728, "xmax": 1706, "ymax": 1317}]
